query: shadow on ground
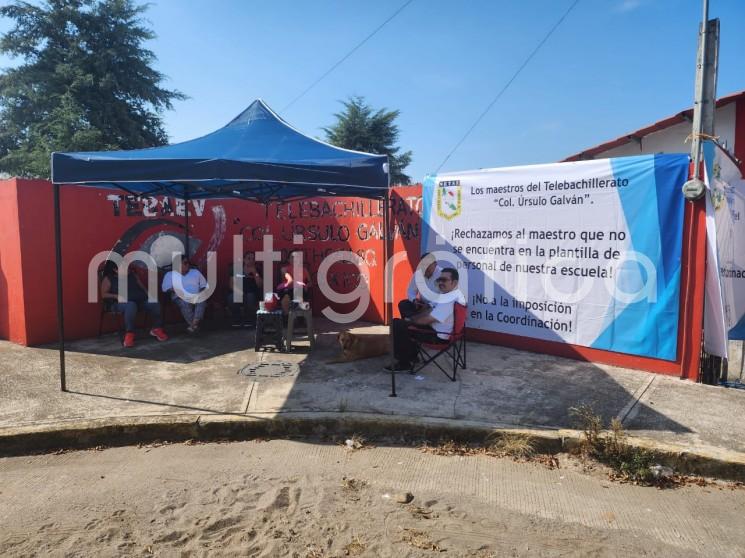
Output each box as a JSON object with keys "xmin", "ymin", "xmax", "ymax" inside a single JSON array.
[
  {"xmin": 258, "ymin": 321, "xmax": 690, "ymax": 433},
  {"xmin": 49, "ymin": 321, "xmax": 250, "ymax": 364},
  {"xmin": 10, "ymin": 318, "xmax": 694, "ymax": 439}
]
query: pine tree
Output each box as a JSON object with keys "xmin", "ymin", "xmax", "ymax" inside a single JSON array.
[
  {"xmin": 323, "ymin": 96, "xmax": 413, "ymax": 185},
  {"xmin": 0, "ymin": 0, "xmax": 185, "ymax": 177}
]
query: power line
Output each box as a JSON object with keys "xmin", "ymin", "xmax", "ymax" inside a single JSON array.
[
  {"xmin": 281, "ymin": 0, "xmax": 415, "ymax": 113},
  {"xmin": 435, "ymin": 0, "xmax": 581, "ymax": 173}
]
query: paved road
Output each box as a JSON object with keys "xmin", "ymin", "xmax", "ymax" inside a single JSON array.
[{"xmin": 1, "ymin": 440, "xmax": 743, "ymax": 557}]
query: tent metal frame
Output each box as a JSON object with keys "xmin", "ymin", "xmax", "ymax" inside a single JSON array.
[{"xmin": 52, "ymin": 181, "xmax": 392, "ymax": 392}]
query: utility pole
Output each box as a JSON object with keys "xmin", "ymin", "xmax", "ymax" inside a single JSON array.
[
  {"xmin": 681, "ymin": 0, "xmax": 721, "ymax": 384},
  {"xmin": 683, "ymin": 0, "xmax": 719, "ymax": 200}
]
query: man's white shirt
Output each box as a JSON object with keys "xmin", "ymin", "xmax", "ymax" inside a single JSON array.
[
  {"xmin": 429, "ymin": 289, "xmax": 466, "ymax": 339},
  {"xmin": 162, "ymin": 268, "xmax": 208, "ymax": 303}
]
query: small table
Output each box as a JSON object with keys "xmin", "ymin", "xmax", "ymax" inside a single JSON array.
[{"xmin": 254, "ymin": 309, "xmax": 284, "ymax": 352}]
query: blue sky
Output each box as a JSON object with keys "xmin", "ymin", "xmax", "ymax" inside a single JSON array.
[{"xmin": 2, "ymin": 0, "xmax": 745, "ymax": 182}]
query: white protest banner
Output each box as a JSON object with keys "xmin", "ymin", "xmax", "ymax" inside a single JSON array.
[
  {"xmin": 422, "ymin": 154, "xmax": 689, "ymax": 361},
  {"xmin": 703, "ymin": 143, "xmax": 745, "ymax": 357}
]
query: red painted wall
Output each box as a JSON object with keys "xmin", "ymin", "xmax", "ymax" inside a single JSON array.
[
  {"xmin": 16, "ymin": 179, "xmax": 59, "ymax": 345},
  {"xmin": 390, "ymin": 188, "xmax": 424, "ymax": 318},
  {"xmin": 0, "ymin": 179, "xmax": 27, "ymax": 344},
  {"xmin": 0, "ymin": 181, "xmax": 421, "ymax": 345}
]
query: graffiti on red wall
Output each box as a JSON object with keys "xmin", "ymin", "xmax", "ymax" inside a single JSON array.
[{"xmin": 93, "ymin": 189, "xmax": 422, "ymax": 323}]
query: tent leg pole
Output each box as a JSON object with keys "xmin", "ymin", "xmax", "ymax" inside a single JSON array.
[
  {"xmin": 184, "ymin": 192, "xmax": 190, "ymax": 258},
  {"xmin": 54, "ymin": 183, "xmax": 66, "ymax": 392},
  {"xmin": 385, "ymin": 189, "xmax": 397, "ymax": 397},
  {"xmin": 383, "ymin": 190, "xmax": 392, "ymax": 326}
]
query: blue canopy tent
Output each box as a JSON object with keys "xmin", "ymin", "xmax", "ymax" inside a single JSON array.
[
  {"xmin": 52, "ymin": 99, "xmax": 389, "ymax": 201},
  {"xmin": 50, "ymin": 100, "xmax": 391, "ymax": 391}
]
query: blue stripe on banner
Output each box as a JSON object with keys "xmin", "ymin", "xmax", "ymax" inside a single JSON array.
[
  {"xmin": 729, "ymin": 315, "xmax": 745, "ymax": 340},
  {"xmin": 703, "ymin": 141, "xmax": 715, "ymax": 184},
  {"xmin": 591, "ymin": 154, "xmax": 688, "ymax": 361},
  {"xmin": 655, "ymin": 154, "xmax": 689, "ymax": 286},
  {"xmin": 421, "ymin": 175, "xmax": 436, "ymax": 251}
]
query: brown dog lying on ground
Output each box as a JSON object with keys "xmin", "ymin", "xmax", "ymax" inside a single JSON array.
[{"xmin": 329, "ymin": 331, "xmax": 390, "ymax": 363}]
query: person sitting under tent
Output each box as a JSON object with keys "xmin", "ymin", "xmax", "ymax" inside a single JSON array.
[
  {"xmin": 100, "ymin": 260, "xmax": 168, "ymax": 348},
  {"xmin": 398, "ymin": 252, "xmax": 442, "ymax": 318},
  {"xmin": 162, "ymin": 258, "xmax": 209, "ymax": 333},
  {"xmin": 276, "ymin": 250, "xmax": 312, "ymax": 316},
  {"xmin": 226, "ymin": 251, "xmax": 263, "ymax": 328},
  {"xmin": 386, "ymin": 267, "xmax": 464, "ymax": 371}
]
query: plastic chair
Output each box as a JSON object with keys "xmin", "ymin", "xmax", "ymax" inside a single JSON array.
[{"xmin": 286, "ymin": 306, "xmax": 315, "ymax": 351}]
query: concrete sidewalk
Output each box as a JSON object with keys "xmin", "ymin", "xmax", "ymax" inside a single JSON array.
[{"xmin": 1, "ymin": 320, "xmax": 744, "ymax": 476}]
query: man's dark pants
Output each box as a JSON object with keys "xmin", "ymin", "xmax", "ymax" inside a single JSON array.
[
  {"xmin": 398, "ymin": 299, "xmax": 424, "ymax": 319},
  {"xmin": 227, "ymin": 291, "xmax": 258, "ymax": 325},
  {"xmin": 391, "ymin": 318, "xmax": 447, "ymax": 367}
]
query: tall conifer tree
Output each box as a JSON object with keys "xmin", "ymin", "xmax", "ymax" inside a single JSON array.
[{"xmin": 0, "ymin": 0, "xmax": 184, "ymax": 177}]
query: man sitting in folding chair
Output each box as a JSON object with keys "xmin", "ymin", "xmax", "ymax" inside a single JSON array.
[{"xmin": 385, "ymin": 267, "xmax": 465, "ymax": 379}]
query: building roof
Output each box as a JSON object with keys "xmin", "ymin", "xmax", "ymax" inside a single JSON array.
[{"xmin": 563, "ymin": 90, "xmax": 745, "ymax": 162}]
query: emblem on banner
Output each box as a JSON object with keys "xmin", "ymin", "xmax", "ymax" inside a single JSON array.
[
  {"xmin": 710, "ymin": 161, "xmax": 726, "ymax": 211},
  {"xmin": 437, "ymin": 180, "xmax": 462, "ymax": 220}
]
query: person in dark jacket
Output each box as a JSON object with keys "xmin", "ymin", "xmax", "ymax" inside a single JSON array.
[{"xmin": 227, "ymin": 251, "xmax": 263, "ymax": 327}]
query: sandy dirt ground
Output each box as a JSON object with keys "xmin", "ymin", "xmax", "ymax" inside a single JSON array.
[{"xmin": 1, "ymin": 440, "xmax": 744, "ymax": 557}]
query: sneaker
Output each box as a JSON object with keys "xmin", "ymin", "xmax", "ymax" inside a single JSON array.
[
  {"xmin": 123, "ymin": 332, "xmax": 136, "ymax": 348},
  {"xmin": 150, "ymin": 328, "xmax": 169, "ymax": 342}
]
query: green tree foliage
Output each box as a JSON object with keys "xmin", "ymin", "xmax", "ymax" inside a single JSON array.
[
  {"xmin": 323, "ymin": 96, "xmax": 413, "ymax": 185},
  {"xmin": 0, "ymin": 0, "xmax": 185, "ymax": 177}
]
